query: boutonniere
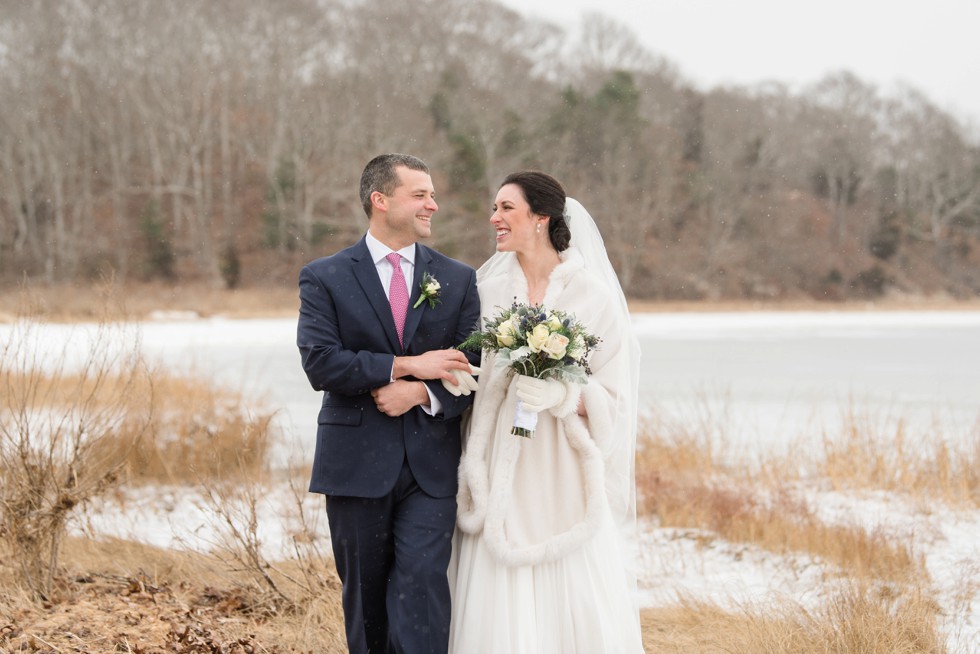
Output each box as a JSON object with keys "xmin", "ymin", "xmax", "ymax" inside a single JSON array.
[{"xmin": 413, "ymin": 272, "xmax": 441, "ymax": 309}]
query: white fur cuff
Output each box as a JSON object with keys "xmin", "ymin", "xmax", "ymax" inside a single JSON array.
[{"xmin": 549, "ymin": 380, "xmax": 582, "ymax": 418}]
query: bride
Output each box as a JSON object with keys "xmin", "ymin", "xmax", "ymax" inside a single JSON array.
[{"xmin": 449, "ymin": 171, "xmax": 643, "ymax": 653}]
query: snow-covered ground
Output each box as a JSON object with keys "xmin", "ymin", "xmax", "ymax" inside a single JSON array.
[
  {"xmin": 5, "ymin": 311, "xmax": 978, "ymax": 651},
  {"xmin": 73, "ymin": 480, "xmax": 980, "ymax": 653}
]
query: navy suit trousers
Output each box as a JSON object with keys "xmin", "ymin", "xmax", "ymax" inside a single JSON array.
[{"xmin": 326, "ymin": 458, "xmax": 457, "ymax": 654}]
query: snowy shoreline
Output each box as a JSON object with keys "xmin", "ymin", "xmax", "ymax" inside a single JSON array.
[{"xmin": 7, "ymin": 312, "xmax": 979, "ymax": 651}]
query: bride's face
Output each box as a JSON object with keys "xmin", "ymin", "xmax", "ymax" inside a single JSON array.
[{"xmin": 490, "ymin": 184, "xmax": 545, "ymax": 253}]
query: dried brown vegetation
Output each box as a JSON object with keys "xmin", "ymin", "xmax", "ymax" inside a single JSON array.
[
  {"xmin": 0, "ymin": 281, "xmax": 299, "ymax": 324},
  {"xmin": 1, "ymin": 302, "xmax": 967, "ymax": 651},
  {"xmin": 108, "ymin": 372, "xmax": 275, "ymax": 486},
  {"xmin": 0, "ymin": 316, "xmax": 152, "ymax": 600},
  {"xmin": 633, "ymin": 408, "xmax": 957, "ymax": 651},
  {"xmin": 640, "ymin": 587, "xmax": 944, "ymax": 654},
  {"xmin": 813, "ymin": 409, "xmax": 980, "ymax": 506},
  {"xmin": 636, "ymin": 428, "xmax": 923, "ymax": 584},
  {"xmin": 0, "ymin": 302, "xmax": 277, "ymax": 603},
  {"xmin": 0, "ymin": 300, "xmax": 337, "ymax": 651},
  {"xmin": 0, "ymin": 537, "xmax": 347, "ymax": 653},
  {"xmin": 3, "ymin": 411, "xmax": 956, "ymax": 652}
]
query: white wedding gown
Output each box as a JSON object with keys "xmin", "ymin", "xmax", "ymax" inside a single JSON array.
[{"xmin": 450, "ymin": 247, "xmax": 643, "ymax": 653}]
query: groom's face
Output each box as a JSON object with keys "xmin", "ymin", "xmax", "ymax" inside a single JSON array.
[{"xmin": 376, "ymin": 166, "xmax": 439, "ymax": 247}]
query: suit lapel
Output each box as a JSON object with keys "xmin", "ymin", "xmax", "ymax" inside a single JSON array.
[
  {"xmin": 401, "ymin": 243, "xmax": 432, "ymax": 349},
  {"xmin": 351, "ymin": 238, "xmax": 402, "ymax": 352}
]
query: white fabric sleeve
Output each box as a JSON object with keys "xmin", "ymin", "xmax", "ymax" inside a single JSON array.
[{"xmin": 421, "ymin": 383, "xmax": 442, "ymax": 416}]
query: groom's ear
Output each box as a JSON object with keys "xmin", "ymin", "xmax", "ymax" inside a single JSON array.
[{"xmin": 371, "ymin": 191, "xmax": 387, "ymax": 214}]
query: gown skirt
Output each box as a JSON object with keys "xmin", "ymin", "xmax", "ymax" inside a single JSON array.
[{"xmin": 449, "ymin": 384, "xmax": 644, "ymax": 654}]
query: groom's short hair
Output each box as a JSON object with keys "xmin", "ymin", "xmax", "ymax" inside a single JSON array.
[{"xmin": 360, "ymin": 154, "xmax": 430, "ymax": 218}]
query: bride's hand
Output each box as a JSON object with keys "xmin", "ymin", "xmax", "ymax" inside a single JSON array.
[
  {"xmin": 515, "ymin": 375, "xmax": 567, "ymax": 412},
  {"xmin": 441, "ymin": 365, "xmax": 481, "ymax": 396}
]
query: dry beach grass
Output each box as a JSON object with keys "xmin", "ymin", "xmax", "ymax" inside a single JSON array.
[
  {"xmin": 2, "ymin": 284, "xmax": 978, "ymax": 652},
  {"xmin": 3, "ymin": 280, "xmax": 980, "ymax": 324},
  {"xmin": 2, "ymin": 412, "xmax": 960, "ymax": 652}
]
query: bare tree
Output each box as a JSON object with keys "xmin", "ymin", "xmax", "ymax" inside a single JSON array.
[
  {"xmin": 882, "ymin": 87, "xmax": 980, "ymax": 250},
  {"xmin": 800, "ymin": 72, "xmax": 880, "ymax": 245},
  {"xmin": 0, "ymin": 0, "xmax": 977, "ymax": 298}
]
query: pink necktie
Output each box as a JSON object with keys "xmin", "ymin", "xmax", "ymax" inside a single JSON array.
[{"xmin": 386, "ymin": 252, "xmax": 408, "ymax": 345}]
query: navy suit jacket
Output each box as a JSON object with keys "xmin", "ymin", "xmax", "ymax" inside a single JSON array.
[{"xmin": 297, "ymin": 237, "xmax": 481, "ymax": 499}]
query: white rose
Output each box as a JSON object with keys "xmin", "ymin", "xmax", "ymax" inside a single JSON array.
[
  {"xmin": 545, "ymin": 312, "xmax": 563, "ymax": 330},
  {"xmin": 496, "ymin": 318, "xmax": 518, "ymax": 347},
  {"xmin": 526, "ymin": 323, "xmax": 551, "ymax": 352},
  {"xmin": 424, "ymin": 279, "xmax": 441, "ymax": 295},
  {"xmin": 541, "ymin": 332, "xmax": 570, "ymax": 360}
]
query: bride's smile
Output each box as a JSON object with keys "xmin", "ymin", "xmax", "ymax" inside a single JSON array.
[{"xmin": 490, "ymin": 183, "xmax": 546, "ymax": 253}]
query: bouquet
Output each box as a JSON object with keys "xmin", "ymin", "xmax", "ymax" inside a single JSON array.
[{"xmin": 459, "ymin": 302, "xmax": 599, "ymax": 437}]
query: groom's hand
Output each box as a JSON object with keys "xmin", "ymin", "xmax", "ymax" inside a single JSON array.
[
  {"xmin": 372, "ymin": 380, "xmax": 428, "ymax": 417},
  {"xmin": 393, "ymin": 349, "xmax": 471, "ymax": 383}
]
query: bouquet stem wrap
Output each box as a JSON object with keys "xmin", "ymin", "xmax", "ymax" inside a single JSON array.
[{"xmin": 511, "ymin": 399, "xmax": 538, "ymax": 438}]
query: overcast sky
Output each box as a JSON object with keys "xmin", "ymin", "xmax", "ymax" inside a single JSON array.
[{"xmin": 500, "ymin": 0, "xmax": 980, "ymax": 126}]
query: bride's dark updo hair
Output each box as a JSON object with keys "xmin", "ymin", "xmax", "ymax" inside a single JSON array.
[{"xmin": 500, "ymin": 171, "xmax": 571, "ymax": 252}]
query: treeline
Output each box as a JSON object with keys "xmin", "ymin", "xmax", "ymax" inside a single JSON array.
[{"xmin": 2, "ymin": 0, "xmax": 978, "ymax": 300}]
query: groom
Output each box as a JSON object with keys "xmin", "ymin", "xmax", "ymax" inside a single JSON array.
[{"xmin": 297, "ymin": 153, "xmax": 481, "ymax": 653}]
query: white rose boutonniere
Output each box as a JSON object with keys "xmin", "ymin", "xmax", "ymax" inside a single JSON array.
[{"xmin": 413, "ymin": 272, "xmax": 441, "ymax": 309}]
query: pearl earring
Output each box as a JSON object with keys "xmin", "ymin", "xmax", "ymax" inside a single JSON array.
[{"xmin": 536, "ymin": 223, "xmax": 541, "ymax": 233}]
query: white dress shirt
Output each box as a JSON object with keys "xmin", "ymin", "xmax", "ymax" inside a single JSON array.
[
  {"xmin": 366, "ymin": 231, "xmax": 416, "ymax": 299},
  {"xmin": 365, "ymin": 231, "xmax": 441, "ymax": 416}
]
